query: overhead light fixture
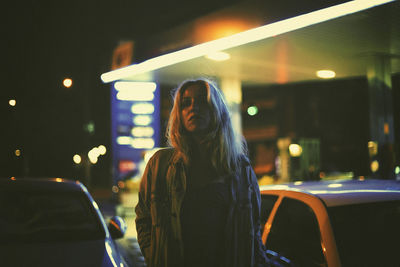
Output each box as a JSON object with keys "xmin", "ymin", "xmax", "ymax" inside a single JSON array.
[
  {"xmin": 205, "ymin": 51, "xmax": 230, "ymax": 61},
  {"xmin": 100, "ymin": 0, "xmax": 393, "ymax": 83},
  {"xmin": 316, "ymin": 70, "xmax": 336, "ymax": 79}
]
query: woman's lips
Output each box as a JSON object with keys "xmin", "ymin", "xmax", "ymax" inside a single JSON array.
[{"xmin": 189, "ymin": 115, "xmax": 202, "ymax": 121}]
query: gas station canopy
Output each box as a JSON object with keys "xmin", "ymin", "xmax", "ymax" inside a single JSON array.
[{"xmin": 101, "ymin": 0, "xmax": 399, "ymax": 86}]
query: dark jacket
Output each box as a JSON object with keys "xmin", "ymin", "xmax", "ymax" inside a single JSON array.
[{"xmin": 135, "ymin": 148, "xmax": 268, "ymax": 267}]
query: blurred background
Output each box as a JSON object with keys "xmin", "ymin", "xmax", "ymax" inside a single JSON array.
[{"xmin": 2, "ymin": 0, "xmax": 400, "ymax": 244}]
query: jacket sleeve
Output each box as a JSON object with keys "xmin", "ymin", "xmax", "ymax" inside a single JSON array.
[
  {"xmin": 249, "ymin": 166, "xmax": 270, "ymax": 267},
  {"xmin": 135, "ymin": 156, "xmax": 154, "ymax": 261}
]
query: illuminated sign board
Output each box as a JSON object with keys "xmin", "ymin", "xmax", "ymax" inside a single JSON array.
[{"xmin": 111, "ymin": 81, "xmax": 160, "ymax": 182}]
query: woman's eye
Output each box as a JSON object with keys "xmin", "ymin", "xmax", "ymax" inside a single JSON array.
[{"xmin": 181, "ymin": 98, "xmax": 191, "ymax": 108}]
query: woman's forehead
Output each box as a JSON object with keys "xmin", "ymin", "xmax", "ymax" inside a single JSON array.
[{"xmin": 182, "ymin": 83, "xmax": 207, "ymax": 97}]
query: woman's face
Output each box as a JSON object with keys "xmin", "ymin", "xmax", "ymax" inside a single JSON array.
[{"xmin": 181, "ymin": 84, "xmax": 211, "ymax": 136}]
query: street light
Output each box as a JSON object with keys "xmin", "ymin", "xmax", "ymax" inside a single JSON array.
[
  {"xmin": 73, "ymin": 154, "xmax": 82, "ymax": 164},
  {"xmin": 63, "ymin": 78, "xmax": 73, "ymax": 88},
  {"xmin": 9, "ymin": 99, "xmax": 16, "ymax": 107}
]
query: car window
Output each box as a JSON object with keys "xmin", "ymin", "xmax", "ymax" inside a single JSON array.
[
  {"xmin": 266, "ymin": 197, "xmax": 326, "ymax": 267},
  {"xmin": 260, "ymin": 194, "xmax": 278, "ymax": 232},
  {"xmin": 328, "ymin": 200, "xmax": 400, "ymax": 267},
  {"xmin": 0, "ymin": 191, "xmax": 105, "ymax": 243}
]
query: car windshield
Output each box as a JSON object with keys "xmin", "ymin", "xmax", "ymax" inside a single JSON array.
[
  {"xmin": 327, "ymin": 200, "xmax": 400, "ymax": 266},
  {"xmin": 0, "ymin": 191, "xmax": 105, "ymax": 243}
]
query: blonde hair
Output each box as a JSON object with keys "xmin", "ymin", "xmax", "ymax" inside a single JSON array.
[{"xmin": 166, "ymin": 78, "xmax": 247, "ymax": 174}]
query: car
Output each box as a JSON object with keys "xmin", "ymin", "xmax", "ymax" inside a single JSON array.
[
  {"xmin": 0, "ymin": 177, "xmax": 128, "ymax": 267},
  {"xmin": 259, "ymin": 178, "xmax": 400, "ymax": 267}
]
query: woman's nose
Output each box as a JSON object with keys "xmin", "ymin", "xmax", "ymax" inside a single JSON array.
[{"xmin": 190, "ymin": 99, "xmax": 200, "ymax": 110}]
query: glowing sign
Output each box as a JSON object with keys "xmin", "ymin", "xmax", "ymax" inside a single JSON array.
[
  {"xmin": 111, "ymin": 81, "xmax": 160, "ymax": 182},
  {"xmin": 132, "ymin": 127, "xmax": 154, "ymax": 137},
  {"xmin": 131, "ymin": 103, "xmax": 155, "ymax": 114}
]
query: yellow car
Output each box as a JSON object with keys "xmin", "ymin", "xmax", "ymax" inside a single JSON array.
[{"xmin": 260, "ymin": 179, "xmax": 400, "ymax": 267}]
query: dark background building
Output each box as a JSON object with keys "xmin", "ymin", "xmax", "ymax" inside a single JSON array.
[{"xmin": 2, "ymin": 0, "xmax": 399, "ymax": 189}]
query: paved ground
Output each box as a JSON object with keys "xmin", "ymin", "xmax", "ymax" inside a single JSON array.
[{"xmin": 116, "ymin": 237, "xmax": 146, "ymax": 267}]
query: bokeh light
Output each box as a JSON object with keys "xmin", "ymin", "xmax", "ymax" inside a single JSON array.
[
  {"xmin": 289, "ymin": 144, "xmax": 303, "ymax": 157},
  {"xmin": 73, "ymin": 154, "xmax": 82, "ymax": 164},
  {"xmin": 98, "ymin": 145, "xmax": 107, "ymax": 155},
  {"xmin": 247, "ymin": 105, "xmax": 258, "ymax": 116},
  {"xmin": 9, "ymin": 99, "xmax": 16, "ymax": 107},
  {"xmin": 63, "ymin": 78, "xmax": 73, "ymax": 88}
]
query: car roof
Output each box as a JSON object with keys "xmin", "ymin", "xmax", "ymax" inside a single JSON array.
[
  {"xmin": 260, "ymin": 178, "xmax": 400, "ymax": 207},
  {"xmin": 0, "ymin": 177, "xmax": 86, "ymax": 193}
]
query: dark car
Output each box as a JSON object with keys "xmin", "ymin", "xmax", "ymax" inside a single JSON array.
[
  {"xmin": 260, "ymin": 178, "xmax": 400, "ymax": 267},
  {"xmin": 0, "ymin": 177, "xmax": 128, "ymax": 267}
]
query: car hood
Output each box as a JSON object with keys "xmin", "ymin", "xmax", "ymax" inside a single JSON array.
[{"xmin": 0, "ymin": 239, "xmax": 123, "ymax": 267}]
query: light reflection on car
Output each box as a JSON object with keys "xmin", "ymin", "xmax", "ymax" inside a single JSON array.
[
  {"xmin": 260, "ymin": 178, "xmax": 400, "ymax": 267},
  {"xmin": 0, "ymin": 178, "xmax": 127, "ymax": 267}
]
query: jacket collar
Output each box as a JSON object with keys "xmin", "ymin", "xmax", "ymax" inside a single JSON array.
[{"xmin": 168, "ymin": 147, "xmax": 250, "ymax": 180}]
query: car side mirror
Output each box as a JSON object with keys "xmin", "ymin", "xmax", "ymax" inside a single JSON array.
[{"xmin": 108, "ymin": 216, "xmax": 127, "ymax": 239}]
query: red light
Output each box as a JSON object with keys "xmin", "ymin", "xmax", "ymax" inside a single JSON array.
[{"xmin": 119, "ymin": 160, "xmax": 136, "ymax": 173}]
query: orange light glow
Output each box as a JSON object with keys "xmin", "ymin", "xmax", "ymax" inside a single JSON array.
[
  {"xmin": 109, "ymin": 219, "xmax": 121, "ymax": 231},
  {"xmin": 118, "ymin": 181, "xmax": 125, "ymax": 189},
  {"xmin": 194, "ymin": 17, "xmax": 256, "ymax": 43},
  {"xmin": 384, "ymin": 123, "xmax": 389, "ymax": 134},
  {"xmin": 10, "ymin": 177, "xmax": 16, "ymax": 180},
  {"xmin": 276, "ymin": 39, "xmax": 288, "ymax": 84},
  {"xmin": 112, "ymin": 186, "xmax": 119, "ymax": 193}
]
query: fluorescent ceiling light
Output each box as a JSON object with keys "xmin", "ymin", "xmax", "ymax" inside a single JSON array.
[
  {"xmin": 316, "ymin": 70, "xmax": 336, "ymax": 79},
  {"xmin": 101, "ymin": 0, "xmax": 394, "ymax": 83},
  {"xmin": 205, "ymin": 51, "xmax": 231, "ymax": 61}
]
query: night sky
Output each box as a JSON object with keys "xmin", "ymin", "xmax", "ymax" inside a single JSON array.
[{"xmin": 1, "ymin": 0, "xmax": 236, "ymax": 183}]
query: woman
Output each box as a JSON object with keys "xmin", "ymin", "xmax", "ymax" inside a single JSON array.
[{"xmin": 135, "ymin": 78, "xmax": 268, "ymax": 267}]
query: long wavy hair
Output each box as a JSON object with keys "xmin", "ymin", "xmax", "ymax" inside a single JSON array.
[{"xmin": 166, "ymin": 78, "xmax": 247, "ymax": 174}]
